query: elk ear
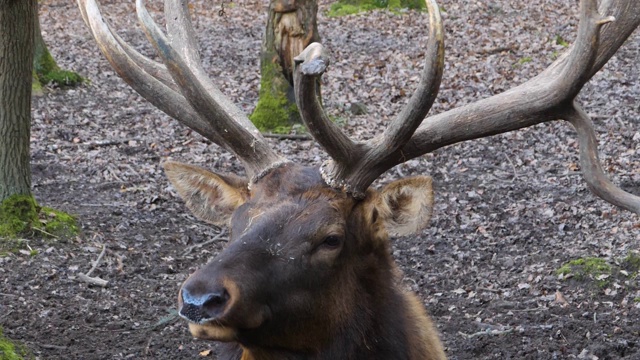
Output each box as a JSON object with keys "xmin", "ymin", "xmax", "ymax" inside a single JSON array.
[
  {"xmin": 372, "ymin": 176, "xmax": 434, "ymax": 236},
  {"xmin": 163, "ymin": 161, "xmax": 249, "ymax": 226}
]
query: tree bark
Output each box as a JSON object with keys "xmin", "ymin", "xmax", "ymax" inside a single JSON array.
[
  {"xmin": 0, "ymin": 0, "xmax": 35, "ymax": 202},
  {"xmin": 33, "ymin": 0, "xmax": 51, "ymax": 77},
  {"xmin": 250, "ymin": 0, "xmax": 320, "ymax": 132}
]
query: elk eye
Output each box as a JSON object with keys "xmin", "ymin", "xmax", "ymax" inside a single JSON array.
[{"xmin": 322, "ymin": 235, "xmax": 342, "ymax": 248}]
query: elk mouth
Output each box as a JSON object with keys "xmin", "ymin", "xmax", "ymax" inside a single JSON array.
[
  {"xmin": 182, "ymin": 310, "xmax": 271, "ymax": 342},
  {"xmin": 187, "ymin": 322, "xmax": 238, "ymax": 342}
]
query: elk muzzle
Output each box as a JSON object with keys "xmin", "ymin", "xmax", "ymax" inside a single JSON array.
[{"xmin": 178, "ymin": 274, "xmax": 243, "ymax": 341}]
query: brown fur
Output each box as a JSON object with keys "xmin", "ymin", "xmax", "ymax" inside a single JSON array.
[{"xmin": 167, "ymin": 162, "xmax": 446, "ymax": 359}]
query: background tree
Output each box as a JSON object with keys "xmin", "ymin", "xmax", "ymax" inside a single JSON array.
[
  {"xmin": 0, "ymin": 0, "xmax": 77, "ymax": 239},
  {"xmin": 0, "ymin": 0, "xmax": 34, "ymax": 202},
  {"xmin": 250, "ymin": 0, "xmax": 320, "ymax": 133},
  {"xmin": 32, "ymin": 0, "xmax": 83, "ymax": 94}
]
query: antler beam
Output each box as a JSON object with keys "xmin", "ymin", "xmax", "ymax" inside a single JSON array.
[{"xmin": 295, "ymin": 0, "xmax": 640, "ymax": 213}]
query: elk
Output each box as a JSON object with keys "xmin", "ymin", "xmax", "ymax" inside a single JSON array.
[{"xmin": 77, "ymin": 0, "xmax": 640, "ymax": 358}]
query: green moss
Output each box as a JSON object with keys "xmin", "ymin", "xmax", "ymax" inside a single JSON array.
[
  {"xmin": 0, "ymin": 195, "xmax": 78, "ymax": 241},
  {"xmin": 516, "ymin": 57, "xmax": 533, "ymax": 66},
  {"xmin": 39, "ymin": 206, "xmax": 79, "ymax": 238},
  {"xmin": 327, "ymin": 0, "xmax": 423, "ymax": 17},
  {"xmin": 31, "ymin": 71, "xmax": 44, "ymax": 96},
  {"xmin": 33, "ymin": 44, "xmax": 84, "ymax": 88},
  {"xmin": 40, "ymin": 70, "xmax": 84, "ymax": 87},
  {"xmin": 250, "ymin": 57, "xmax": 299, "ymax": 133},
  {"xmin": 33, "ymin": 41, "xmax": 57, "ymax": 77},
  {"xmin": 0, "ymin": 327, "xmax": 31, "ymax": 360},
  {"xmin": 634, "ymin": 297, "xmax": 640, "ymax": 303},
  {"xmin": 0, "ymin": 195, "xmax": 38, "ymax": 237},
  {"xmin": 557, "ymin": 257, "xmax": 612, "ymax": 288},
  {"xmin": 555, "ymin": 35, "xmax": 569, "ymax": 47},
  {"xmin": 328, "ymin": 3, "xmax": 374, "ymax": 16}
]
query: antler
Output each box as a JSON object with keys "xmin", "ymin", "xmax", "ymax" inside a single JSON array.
[
  {"xmin": 294, "ymin": 0, "xmax": 444, "ymax": 199},
  {"xmin": 294, "ymin": 0, "xmax": 640, "ymax": 213},
  {"xmin": 77, "ymin": 0, "xmax": 287, "ymax": 181}
]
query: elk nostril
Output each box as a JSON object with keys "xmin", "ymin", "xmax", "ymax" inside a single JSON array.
[
  {"xmin": 204, "ymin": 290, "xmax": 229, "ymax": 308},
  {"xmin": 180, "ymin": 287, "xmax": 230, "ymax": 323}
]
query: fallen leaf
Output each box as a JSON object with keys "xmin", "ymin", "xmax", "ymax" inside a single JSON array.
[{"xmin": 199, "ymin": 349, "xmax": 212, "ymax": 357}]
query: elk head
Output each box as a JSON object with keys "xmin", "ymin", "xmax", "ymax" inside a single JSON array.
[
  {"xmin": 77, "ymin": 0, "xmax": 639, "ymax": 356},
  {"xmin": 164, "ymin": 161, "xmax": 434, "ymax": 349}
]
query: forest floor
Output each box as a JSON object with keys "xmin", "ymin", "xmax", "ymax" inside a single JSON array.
[{"xmin": 1, "ymin": 0, "xmax": 639, "ymax": 359}]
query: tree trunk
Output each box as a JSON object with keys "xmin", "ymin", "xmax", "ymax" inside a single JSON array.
[
  {"xmin": 0, "ymin": 0, "xmax": 35, "ymax": 202},
  {"xmin": 250, "ymin": 0, "xmax": 320, "ymax": 133},
  {"xmin": 32, "ymin": 0, "xmax": 46, "ymax": 95},
  {"xmin": 31, "ymin": 1, "xmax": 83, "ymax": 89}
]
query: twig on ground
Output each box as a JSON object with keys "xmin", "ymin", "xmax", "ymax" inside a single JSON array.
[
  {"xmin": 77, "ymin": 245, "xmax": 109, "ymax": 287},
  {"xmin": 476, "ymin": 287, "xmax": 501, "ymax": 293},
  {"xmin": 57, "ymin": 138, "xmax": 138, "ymax": 149},
  {"xmin": 510, "ymin": 307, "xmax": 548, "ymax": 312},
  {"xmin": 182, "ymin": 232, "xmax": 228, "ymax": 256},
  {"xmin": 502, "ymin": 152, "xmax": 518, "ymax": 183},
  {"xmin": 77, "ymin": 272, "xmax": 109, "ymax": 287},
  {"xmin": 32, "ymin": 226, "xmax": 59, "ymax": 239},
  {"xmin": 477, "ymin": 46, "xmax": 517, "ymax": 55},
  {"xmin": 458, "ymin": 328, "xmax": 513, "ymax": 338},
  {"xmin": 144, "ymin": 336, "xmax": 153, "ymax": 357},
  {"xmin": 78, "ymin": 202, "xmax": 129, "ymax": 207},
  {"xmin": 0, "ymin": 309, "xmax": 13, "ymax": 322},
  {"xmin": 39, "ymin": 344, "xmax": 69, "ymax": 350}
]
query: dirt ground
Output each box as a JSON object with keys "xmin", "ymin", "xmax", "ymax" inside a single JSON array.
[{"xmin": 1, "ymin": 0, "xmax": 639, "ymax": 359}]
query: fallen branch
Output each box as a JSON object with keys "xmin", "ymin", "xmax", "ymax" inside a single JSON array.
[
  {"xmin": 458, "ymin": 328, "xmax": 514, "ymax": 339},
  {"xmin": 77, "ymin": 245, "xmax": 109, "ymax": 287},
  {"xmin": 57, "ymin": 138, "xmax": 138, "ymax": 149}
]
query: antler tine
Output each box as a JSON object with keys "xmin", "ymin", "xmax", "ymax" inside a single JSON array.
[
  {"xmin": 164, "ymin": 0, "xmax": 201, "ymax": 69},
  {"xmin": 78, "ymin": 0, "xmax": 177, "ymax": 91},
  {"xmin": 553, "ymin": 3, "xmax": 640, "ymax": 213},
  {"xmin": 544, "ymin": 0, "xmax": 613, "ymax": 99},
  {"xmin": 565, "ymin": 105, "xmax": 640, "ymax": 213},
  {"xmin": 294, "ymin": 0, "xmax": 444, "ymax": 198},
  {"xmin": 379, "ymin": 0, "xmax": 444, "ymax": 155},
  {"xmin": 79, "ymin": 0, "xmax": 226, "ymax": 141},
  {"xmin": 293, "ymin": 43, "xmax": 360, "ymax": 180},
  {"xmin": 136, "ymin": 0, "xmax": 286, "ymax": 180}
]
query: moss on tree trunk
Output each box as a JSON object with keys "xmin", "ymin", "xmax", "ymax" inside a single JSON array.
[
  {"xmin": 0, "ymin": 195, "xmax": 78, "ymax": 240},
  {"xmin": 328, "ymin": 0, "xmax": 424, "ymax": 17},
  {"xmin": 32, "ymin": 1, "xmax": 83, "ymax": 89},
  {"xmin": 250, "ymin": 0, "xmax": 320, "ymax": 133}
]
